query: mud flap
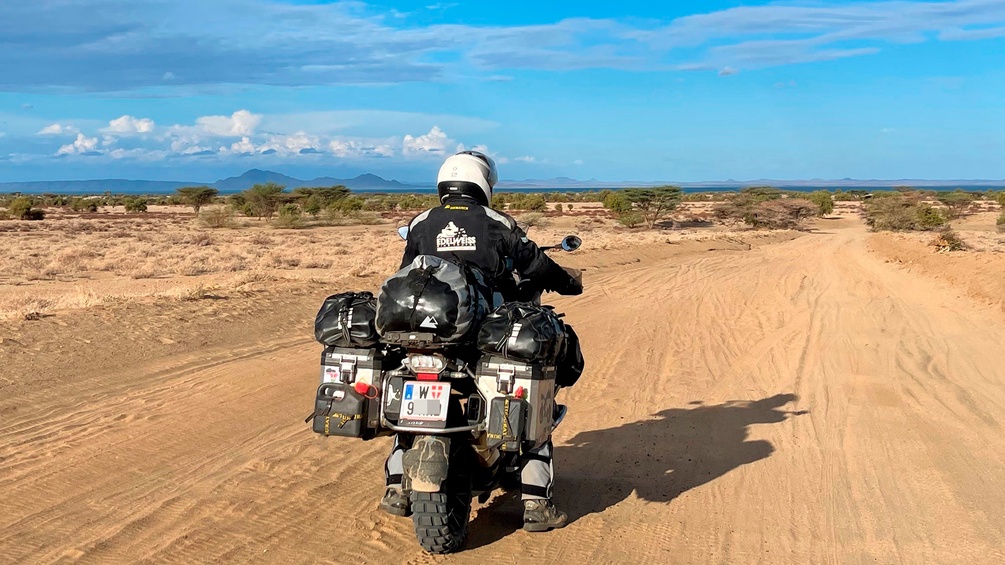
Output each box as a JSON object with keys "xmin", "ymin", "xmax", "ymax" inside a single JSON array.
[{"xmin": 402, "ymin": 436, "xmax": 451, "ymax": 493}]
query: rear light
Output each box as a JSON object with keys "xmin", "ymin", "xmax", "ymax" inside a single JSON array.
[
  {"xmin": 408, "ymin": 354, "xmax": 446, "ymax": 373},
  {"xmin": 416, "ymin": 373, "xmax": 440, "ymax": 381}
]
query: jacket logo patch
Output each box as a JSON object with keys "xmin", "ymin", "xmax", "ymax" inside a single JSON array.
[{"xmin": 436, "ymin": 221, "xmax": 477, "ymax": 251}]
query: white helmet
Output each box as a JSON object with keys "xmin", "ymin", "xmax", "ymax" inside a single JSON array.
[{"xmin": 436, "ymin": 150, "xmax": 498, "ymax": 206}]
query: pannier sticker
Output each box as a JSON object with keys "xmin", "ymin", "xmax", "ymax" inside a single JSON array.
[{"xmin": 386, "ymin": 381, "xmax": 401, "ymax": 405}]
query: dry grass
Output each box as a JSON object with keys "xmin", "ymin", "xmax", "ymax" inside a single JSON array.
[
  {"xmin": 0, "ymin": 203, "xmax": 799, "ymax": 320},
  {"xmin": 0, "ymin": 210, "xmax": 406, "ymax": 319}
]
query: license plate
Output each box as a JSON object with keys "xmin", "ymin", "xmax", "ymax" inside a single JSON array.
[{"xmin": 402, "ymin": 381, "xmax": 451, "ymax": 422}]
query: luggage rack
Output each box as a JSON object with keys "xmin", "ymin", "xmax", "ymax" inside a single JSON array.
[{"xmin": 380, "ymin": 331, "xmax": 450, "ymax": 349}]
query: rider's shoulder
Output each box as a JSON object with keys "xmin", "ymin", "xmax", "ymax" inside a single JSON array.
[
  {"xmin": 408, "ymin": 207, "xmax": 435, "ymax": 229},
  {"xmin": 479, "ymin": 206, "xmax": 515, "ymax": 230}
]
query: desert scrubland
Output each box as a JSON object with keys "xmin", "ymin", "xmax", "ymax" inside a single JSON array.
[{"xmin": 3, "ymin": 196, "xmax": 1005, "ymax": 564}]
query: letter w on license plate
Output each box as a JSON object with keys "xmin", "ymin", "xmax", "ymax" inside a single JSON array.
[{"xmin": 402, "ymin": 382, "xmax": 451, "ymax": 422}]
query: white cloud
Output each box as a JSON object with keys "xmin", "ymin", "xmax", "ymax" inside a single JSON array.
[
  {"xmin": 196, "ymin": 110, "xmax": 262, "ymax": 137},
  {"xmin": 56, "ymin": 133, "xmax": 100, "ymax": 155},
  {"xmin": 403, "ymin": 126, "xmax": 453, "ymax": 157},
  {"xmin": 515, "ymin": 156, "xmax": 538, "ymax": 163},
  {"xmin": 105, "ymin": 115, "xmax": 155, "ymax": 134},
  {"xmin": 280, "ymin": 131, "xmax": 322, "ymax": 154},
  {"xmin": 229, "ymin": 137, "xmax": 257, "ymax": 155},
  {"xmin": 718, "ymin": 66, "xmax": 738, "ymax": 76},
  {"xmin": 329, "ymin": 139, "xmax": 366, "ymax": 158},
  {"xmin": 38, "ymin": 123, "xmax": 79, "ymax": 135},
  {"xmin": 328, "ymin": 139, "xmax": 397, "ymax": 159},
  {"xmin": 573, "ymin": 159, "xmax": 584, "ymax": 165},
  {"xmin": 180, "ymin": 145, "xmax": 214, "ymax": 155},
  {"xmin": 109, "ymin": 148, "xmax": 152, "ymax": 159}
]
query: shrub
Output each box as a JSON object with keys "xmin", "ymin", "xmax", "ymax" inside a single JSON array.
[
  {"xmin": 9, "ymin": 197, "xmax": 33, "ymax": 218},
  {"xmin": 329, "ymin": 196, "xmax": 365, "ymax": 213},
  {"xmin": 714, "ymin": 196, "xmax": 815, "ymax": 229},
  {"xmin": 602, "ymin": 191, "xmax": 632, "ymax": 213},
  {"xmin": 271, "ymin": 203, "xmax": 304, "ymax": 229},
  {"xmin": 618, "ymin": 211, "xmax": 643, "ymax": 228},
  {"xmin": 198, "ymin": 206, "xmax": 237, "ymax": 228},
  {"xmin": 123, "ymin": 198, "xmax": 148, "ymax": 213},
  {"xmin": 997, "ymin": 211, "xmax": 1005, "ymax": 233},
  {"xmin": 9, "ymin": 197, "xmax": 45, "ymax": 221},
  {"xmin": 995, "ymin": 192, "xmax": 1005, "ymax": 207},
  {"xmin": 863, "ymin": 194, "xmax": 947, "ymax": 231},
  {"xmin": 554, "ymin": 203, "xmax": 563, "ymax": 214},
  {"xmin": 70, "ymin": 198, "xmax": 99, "ymax": 213},
  {"xmin": 303, "ymin": 194, "xmax": 323, "ymax": 217},
  {"xmin": 519, "ymin": 212, "xmax": 545, "ymax": 228},
  {"xmin": 292, "ymin": 186, "xmax": 351, "ymax": 209},
  {"xmin": 0, "ymin": 210, "xmax": 8, "ymax": 220},
  {"xmin": 807, "ymin": 191, "xmax": 834, "ymax": 216},
  {"xmin": 748, "ymin": 199, "xmax": 817, "ymax": 229},
  {"xmin": 523, "ymin": 194, "xmax": 548, "ymax": 212},
  {"xmin": 929, "ymin": 228, "xmax": 968, "ymax": 252}
]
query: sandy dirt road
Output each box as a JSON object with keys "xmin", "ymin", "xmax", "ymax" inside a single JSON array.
[{"xmin": 3, "ymin": 218, "xmax": 1005, "ymax": 564}]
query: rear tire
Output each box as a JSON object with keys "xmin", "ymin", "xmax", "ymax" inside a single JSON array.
[{"xmin": 411, "ymin": 486, "xmax": 471, "ymax": 554}]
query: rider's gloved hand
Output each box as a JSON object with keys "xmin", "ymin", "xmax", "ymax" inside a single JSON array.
[{"xmin": 556, "ymin": 267, "xmax": 583, "ymax": 296}]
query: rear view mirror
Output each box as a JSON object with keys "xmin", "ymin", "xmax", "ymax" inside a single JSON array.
[
  {"xmin": 396, "ymin": 226, "xmax": 409, "ymax": 240},
  {"xmin": 561, "ymin": 235, "xmax": 582, "ymax": 252}
]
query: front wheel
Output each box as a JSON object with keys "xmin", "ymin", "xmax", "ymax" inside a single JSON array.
[{"xmin": 411, "ymin": 486, "xmax": 471, "ymax": 554}]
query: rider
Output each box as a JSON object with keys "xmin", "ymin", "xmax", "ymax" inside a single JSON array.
[{"xmin": 380, "ymin": 150, "xmax": 582, "ymax": 532}]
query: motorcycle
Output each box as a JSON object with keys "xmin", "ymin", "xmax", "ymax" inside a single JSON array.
[{"xmin": 375, "ymin": 228, "xmax": 582, "ymax": 553}]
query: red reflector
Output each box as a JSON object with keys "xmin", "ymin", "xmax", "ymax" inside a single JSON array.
[{"xmin": 416, "ymin": 372, "xmax": 440, "ymax": 381}]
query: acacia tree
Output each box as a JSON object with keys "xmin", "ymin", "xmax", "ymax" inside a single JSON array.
[
  {"xmin": 623, "ymin": 186, "xmax": 683, "ymax": 229},
  {"xmin": 935, "ymin": 189, "xmax": 978, "ymax": 219},
  {"xmin": 243, "ymin": 182, "xmax": 286, "ymax": 220},
  {"xmin": 176, "ymin": 186, "xmax": 219, "ymax": 213}
]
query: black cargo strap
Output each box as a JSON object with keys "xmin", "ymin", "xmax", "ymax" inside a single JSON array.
[
  {"xmin": 521, "ymin": 485, "xmax": 550, "ymax": 498},
  {"xmin": 385, "ymin": 474, "xmax": 404, "ymax": 486},
  {"xmin": 406, "ymin": 268, "xmax": 434, "ymax": 329},
  {"xmin": 521, "ymin": 452, "xmax": 551, "ymax": 464},
  {"xmin": 304, "ymin": 397, "xmax": 335, "ymax": 425}
]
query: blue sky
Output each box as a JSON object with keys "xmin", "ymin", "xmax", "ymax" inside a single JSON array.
[{"xmin": 1, "ymin": 0, "xmax": 1004, "ymax": 183}]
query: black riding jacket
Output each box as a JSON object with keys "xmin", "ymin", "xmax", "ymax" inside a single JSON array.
[{"xmin": 400, "ymin": 196, "xmax": 582, "ymax": 299}]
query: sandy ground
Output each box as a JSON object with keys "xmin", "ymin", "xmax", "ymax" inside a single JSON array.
[{"xmin": 3, "ymin": 213, "xmax": 1005, "ymax": 564}]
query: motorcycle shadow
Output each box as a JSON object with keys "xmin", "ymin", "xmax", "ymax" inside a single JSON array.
[
  {"xmin": 555, "ymin": 392, "xmax": 807, "ymax": 525},
  {"xmin": 465, "ymin": 489, "xmax": 525, "ymax": 550}
]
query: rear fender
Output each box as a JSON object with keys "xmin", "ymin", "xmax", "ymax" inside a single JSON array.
[{"xmin": 402, "ymin": 436, "xmax": 451, "ymax": 493}]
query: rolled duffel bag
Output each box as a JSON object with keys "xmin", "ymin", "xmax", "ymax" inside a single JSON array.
[
  {"xmin": 314, "ymin": 291, "xmax": 380, "ymax": 348},
  {"xmin": 375, "ymin": 255, "xmax": 490, "ymax": 343},
  {"xmin": 556, "ymin": 323, "xmax": 585, "ymax": 387},
  {"xmin": 476, "ymin": 302, "xmax": 566, "ymax": 365}
]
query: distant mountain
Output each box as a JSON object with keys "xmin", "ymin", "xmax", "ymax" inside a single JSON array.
[
  {"xmin": 212, "ymin": 169, "xmax": 303, "ymax": 192},
  {"xmin": 0, "ymin": 169, "xmax": 426, "ymax": 194}
]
